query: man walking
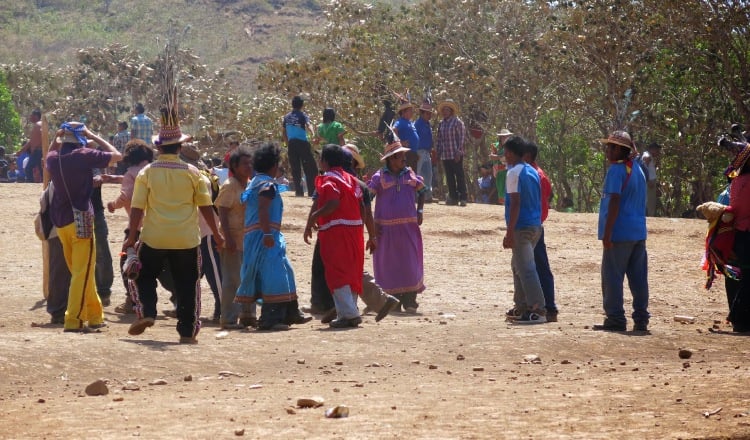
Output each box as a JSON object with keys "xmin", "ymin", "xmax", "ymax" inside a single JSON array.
[
  {"xmin": 435, "ymin": 99, "xmax": 468, "ymax": 206},
  {"xmin": 281, "ymin": 96, "xmax": 318, "ymax": 197},
  {"xmin": 130, "ymin": 103, "xmax": 153, "ymax": 145}
]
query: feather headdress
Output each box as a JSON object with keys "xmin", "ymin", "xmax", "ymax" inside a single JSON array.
[{"xmin": 152, "ymin": 36, "xmax": 191, "ymax": 146}]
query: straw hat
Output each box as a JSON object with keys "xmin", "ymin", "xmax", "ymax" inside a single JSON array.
[
  {"xmin": 599, "ymin": 130, "xmax": 634, "ymax": 150},
  {"xmin": 153, "ymin": 108, "xmax": 192, "ymax": 147},
  {"xmin": 342, "ymin": 144, "xmax": 365, "ymax": 169},
  {"xmin": 437, "ymin": 99, "xmax": 460, "ymax": 116},
  {"xmin": 418, "ymin": 100, "xmax": 435, "ymax": 113},
  {"xmin": 397, "ymin": 101, "xmax": 415, "ymax": 114},
  {"xmin": 497, "ymin": 128, "xmax": 513, "ymax": 137},
  {"xmin": 179, "ymin": 142, "xmax": 206, "ymax": 170},
  {"xmin": 380, "ymin": 139, "xmax": 410, "ymax": 162}
]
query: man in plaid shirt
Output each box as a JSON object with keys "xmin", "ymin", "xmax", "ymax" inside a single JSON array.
[
  {"xmin": 436, "ymin": 99, "xmax": 468, "ymax": 206},
  {"xmin": 130, "ymin": 103, "xmax": 153, "ymax": 145}
]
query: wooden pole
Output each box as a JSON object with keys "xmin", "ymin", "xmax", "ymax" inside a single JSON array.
[{"xmin": 41, "ymin": 114, "xmax": 50, "ymax": 299}]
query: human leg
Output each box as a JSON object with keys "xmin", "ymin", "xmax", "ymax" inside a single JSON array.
[
  {"xmin": 310, "ymin": 240, "xmax": 335, "ymax": 312},
  {"xmin": 287, "ymin": 139, "xmax": 304, "ymax": 196},
  {"xmin": 442, "ymin": 160, "xmax": 458, "ymax": 203},
  {"xmin": 417, "ymin": 150, "xmax": 433, "ymax": 201},
  {"xmin": 298, "ymin": 140, "xmax": 319, "ymax": 197},
  {"xmin": 625, "ymin": 239, "xmax": 650, "ymax": 327},
  {"xmin": 131, "ymin": 244, "xmax": 164, "ymax": 320},
  {"xmin": 599, "ymin": 242, "xmax": 631, "ymax": 327},
  {"xmin": 46, "ymin": 235, "xmax": 71, "ymax": 322},
  {"xmin": 167, "ymin": 247, "xmax": 202, "ymax": 339},
  {"xmin": 93, "ymin": 209, "xmax": 113, "ymax": 305},
  {"xmin": 454, "ymin": 157, "xmax": 468, "ymax": 203},
  {"xmin": 200, "ymin": 235, "xmax": 222, "ymax": 320},
  {"xmin": 726, "ymin": 231, "xmax": 750, "ymax": 331},
  {"xmin": 534, "ymin": 227, "xmax": 557, "ymax": 315},
  {"xmin": 511, "ymin": 227, "xmax": 544, "ymax": 314},
  {"xmin": 332, "ymin": 285, "xmax": 360, "ymax": 320},
  {"xmin": 56, "ymin": 223, "xmax": 102, "ymax": 330},
  {"xmin": 219, "ymin": 248, "xmax": 242, "ymax": 326}
]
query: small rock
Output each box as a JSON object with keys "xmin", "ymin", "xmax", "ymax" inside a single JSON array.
[
  {"xmin": 411, "ymin": 360, "xmax": 421, "ymax": 365},
  {"xmin": 249, "ymin": 384, "xmax": 263, "ymax": 389},
  {"xmin": 560, "ymin": 360, "xmax": 571, "ymax": 365},
  {"xmin": 297, "ymin": 396, "xmax": 325, "ymax": 408},
  {"xmin": 148, "ymin": 379, "xmax": 168, "ymax": 386},
  {"xmin": 367, "ymin": 362, "xmax": 381, "ymax": 367},
  {"xmin": 234, "ymin": 428, "xmax": 245, "ymax": 436},
  {"xmin": 456, "ymin": 354, "xmax": 465, "ymax": 361},
  {"xmin": 428, "ymin": 364, "xmax": 438, "ymax": 370},
  {"xmin": 285, "ymin": 407, "xmax": 296, "ymax": 415},
  {"xmin": 473, "ymin": 367, "xmax": 485, "ymax": 372},
  {"xmin": 523, "ymin": 354, "xmax": 542, "ymax": 364},
  {"xmin": 122, "ymin": 382, "xmax": 140, "ymax": 391},
  {"xmin": 297, "ymin": 359, "xmax": 305, "ymax": 365},
  {"xmin": 85, "ymin": 380, "xmax": 109, "ymax": 396},
  {"xmin": 215, "ymin": 331, "xmax": 229, "ymax": 339},
  {"xmin": 334, "ymin": 361, "xmax": 344, "ymax": 366},
  {"xmin": 683, "ymin": 362, "xmax": 691, "ymax": 368},
  {"xmin": 183, "ymin": 375, "xmax": 193, "ymax": 382},
  {"xmin": 678, "ymin": 349, "xmax": 693, "ymax": 359},
  {"xmin": 37, "ymin": 398, "xmax": 45, "ymax": 403},
  {"xmin": 325, "ymin": 405, "xmax": 350, "ymax": 418},
  {"xmin": 113, "ymin": 396, "xmax": 124, "ymax": 402}
]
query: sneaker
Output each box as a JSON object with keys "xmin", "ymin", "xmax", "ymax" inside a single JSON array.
[
  {"xmin": 592, "ymin": 321, "xmax": 626, "ymax": 332},
  {"xmin": 320, "ymin": 308, "xmax": 337, "ymax": 324},
  {"xmin": 546, "ymin": 310, "xmax": 558, "ymax": 323},
  {"xmin": 179, "ymin": 336, "xmax": 198, "ymax": 344},
  {"xmin": 505, "ymin": 308, "xmax": 523, "ymax": 321},
  {"xmin": 50, "ymin": 314, "xmax": 65, "ymax": 325},
  {"xmin": 128, "ymin": 317, "xmax": 155, "ymax": 335},
  {"xmin": 330, "ymin": 316, "xmax": 362, "ymax": 328},
  {"xmin": 633, "ymin": 322, "xmax": 649, "ymax": 332},
  {"xmin": 514, "ymin": 311, "xmax": 547, "ymax": 324},
  {"xmin": 115, "ymin": 302, "xmax": 135, "ymax": 314},
  {"xmin": 403, "ymin": 306, "xmax": 418, "ymax": 315},
  {"xmin": 458, "ymin": 200, "xmax": 467, "ymax": 207},
  {"xmin": 375, "ymin": 296, "xmax": 401, "ymax": 322},
  {"xmin": 287, "ymin": 314, "xmax": 313, "ymax": 325}
]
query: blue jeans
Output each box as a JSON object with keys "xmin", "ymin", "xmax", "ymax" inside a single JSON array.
[
  {"xmin": 601, "ymin": 240, "xmax": 650, "ymax": 325},
  {"xmin": 534, "ymin": 227, "xmax": 556, "ymax": 313},
  {"xmin": 94, "ymin": 208, "xmax": 113, "ymax": 298},
  {"xmin": 416, "ymin": 149, "xmax": 433, "ymax": 200},
  {"xmin": 511, "ymin": 226, "xmax": 545, "ymax": 312}
]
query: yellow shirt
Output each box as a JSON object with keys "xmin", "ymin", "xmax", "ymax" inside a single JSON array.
[
  {"xmin": 214, "ymin": 176, "xmax": 247, "ymax": 250},
  {"xmin": 131, "ymin": 154, "xmax": 212, "ymax": 249}
]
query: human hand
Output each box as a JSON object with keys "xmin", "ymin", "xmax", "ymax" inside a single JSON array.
[
  {"xmin": 366, "ymin": 236, "xmax": 377, "ymax": 253},
  {"xmin": 107, "ymin": 202, "xmax": 115, "ymax": 213},
  {"xmin": 502, "ymin": 234, "xmax": 513, "ymax": 249}
]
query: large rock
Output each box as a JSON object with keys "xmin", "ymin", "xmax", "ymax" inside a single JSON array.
[{"xmin": 85, "ymin": 380, "xmax": 109, "ymax": 396}]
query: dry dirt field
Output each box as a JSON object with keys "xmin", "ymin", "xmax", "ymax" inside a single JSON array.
[{"xmin": 1, "ymin": 182, "xmax": 750, "ymax": 440}]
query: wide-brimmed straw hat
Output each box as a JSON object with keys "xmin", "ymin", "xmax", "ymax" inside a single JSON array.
[
  {"xmin": 437, "ymin": 99, "xmax": 460, "ymax": 116},
  {"xmin": 179, "ymin": 142, "xmax": 206, "ymax": 170},
  {"xmin": 497, "ymin": 128, "xmax": 513, "ymax": 137},
  {"xmin": 397, "ymin": 101, "xmax": 415, "ymax": 114},
  {"xmin": 599, "ymin": 130, "xmax": 634, "ymax": 150},
  {"xmin": 418, "ymin": 100, "xmax": 435, "ymax": 113},
  {"xmin": 342, "ymin": 144, "xmax": 365, "ymax": 169},
  {"xmin": 380, "ymin": 139, "xmax": 410, "ymax": 162}
]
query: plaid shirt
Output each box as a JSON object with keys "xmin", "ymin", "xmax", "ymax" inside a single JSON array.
[
  {"xmin": 112, "ymin": 130, "xmax": 130, "ymax": 153},
  {"xmin": 130, "ymin": 114, "xmax": 153, "ymax": 145},
  {"xmin": 436, "ymin": 115, "xmax": 466, "ymax": 161}
]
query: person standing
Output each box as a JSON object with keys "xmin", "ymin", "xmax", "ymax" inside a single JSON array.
[
  {"xmin": 304, "ymin": 144, "xmax": 366, "ymax": 328},
  {"xmin": 91, "ymin": 172, "xmax": 113, "ymax": 307},
  {"xmin": 502, "ymin": 136, "xmax": 546, "ymax": 324},
  {"xmin": 20, "ymin": 109, "xmax": 43, "ymax": 183},
  {"xmin": 112, "ymin": 121, "xmax": 130, "ymax": 174},
  {"xmin": 316, "ymin": 108, "xmax": 346, "ymax": 146},
  {"xmin": 593, "ymin": 130, "xmax": 649, "ymax": 332},
  {"xmin": 414, "ymin": 101, "xmax": 435, "ymax": 203},
  {"xmin": 130, "ymin": 103, "xmax": 153, "ymax": 145},
  {"xmin": 435, "ymin": 99, "xmax": 468, "ymax": 206},
  {"xmin": 368, "ymin": 138, "xmax": 426, "ymax": 314},
  {"xmin": 641, "ymin": 142, "xmax": 661, "ymax": 217},
  {"xmin": 393, "ymin": 101, "xmax": 420, "ymax": 171},
  {"xmin": 490, "ymin": 129, "xmax": 513, "ymax": 205},
  {"xmin": 46, "ymin": 122, "xmax": 122, "ymax": 332},
  {"xmin": 523, "ymin": 141, "xmax": 558, "ymax": 322},
  {"xmin": 124, "ymin": 110, "xmax": 224, "ymax": 344},
  {"xmin": 281, "ymin": 96, "xmax": 318, "ymax": 197}
]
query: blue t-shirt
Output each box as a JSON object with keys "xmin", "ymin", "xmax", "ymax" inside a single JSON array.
[
  {"xmin": 283, "ymin": 110, "xmax": 310, "ymax": 141},
  {"xmin": 504, "ymin": 162, "xmax": 541, "ymax": 229},
  {"xmin": 598, "ymin": 162, "xmax": 647, "ymax": 241},
  {"xmin": 414, "ymin": 117, "xmax": 433, "ymax": 151},
  {"xmin": 394, "ymin": 117, "xmax": 420, "ymax": 152}
]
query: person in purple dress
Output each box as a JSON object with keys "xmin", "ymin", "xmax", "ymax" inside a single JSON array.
[{"xmin": 367, "ymin": 136, "xmax": 427, "ymax": 314}]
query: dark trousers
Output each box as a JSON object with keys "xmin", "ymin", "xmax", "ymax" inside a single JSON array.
[
  {"xmin": 442, "ymin": 158, "xmax": 467, "ymax": 202},
  {"xmin": 200, "ymin": 235, "xmax": 222, "ymax": 318},
  {"xmin": 726, "ymin": 230, "xmax": 750, "ymax": 331},
  {"xmin": 94, "ymin": 208, "xmax": 113, "ymax": 298},
  {"xmin": 287, "ymin": 138, "xmax": 318, "ymax": 196},
  {"xmin": 47, "ymin": 235, "xmax": 72, "ymax": 319},
  {"xmin": 25, "ymin": 148, "xmax": 42, "ymax": 183},
  {"xmin": 121, "ymin": 229, "xmax": 175, "ymax": 301},
  {"xmin": 534, "ymin": 227, "xmax": 557, "ymax": 313},
  {"xmin": 132, "ymin": 244, "xmax": 201, "ymax": 338},
  {"xmin": 310, "ymin": 240, "xmax": 335, "ymax": 311}
]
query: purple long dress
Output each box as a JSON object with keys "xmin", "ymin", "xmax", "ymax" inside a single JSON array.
[{"xmin": 368, "ymin": 167, "xmax": 426, "ymax": 295}]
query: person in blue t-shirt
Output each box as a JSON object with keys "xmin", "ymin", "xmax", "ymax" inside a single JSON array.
[
  {"xmin": 414, "ymin": 101, "xmax": 435, "ymax": 202},
  {"xmin": 281, "ymin": 96, "xmax": 318, "ymax": 197},
  {"xmin": 393, "ymin": 101, "xmax": 420, "ymax": 171},
  {"xmin": 594, "ymin": 130, "xmax": 650, "ymax": 333},
  {"xmin": 502, "ymin": 136, "xmax": 546, "ymax": 324}
]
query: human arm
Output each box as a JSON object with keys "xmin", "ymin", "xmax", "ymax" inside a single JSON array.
[
  {"xmin": 602, "ymin": 193, "xmax": 621, "ymax": 249},
  {"xmin": 416, "ymin": 192, "xmax": 425, "ymax": 226},
  {"xmin": 502, "ymin": 192, "xmax": 520, "ymax": 249},
  {"xmin": 303, "ymin": 199, "xmax": 318, "ymax": 245},
  {"xmin": 86, "ymin": 128, "xmax": 122, "ymax": 166},
  {"xmin": 199, "ymin": 205, "xmax": 224, "ymax": 249},
  {"xmin": 258, "ymin": 194, "xmax": 274, "ymax": 248},
  {"xmin": 281, "ymin": 117, "xmax": 288, "ymax": 144},
  {"xmin": 218, "ymin": 206, "xmax": 237, "ymax": 253},
  {"xmin": 304, "ymin": 199, "xmax": 340, "ymax": 245}
]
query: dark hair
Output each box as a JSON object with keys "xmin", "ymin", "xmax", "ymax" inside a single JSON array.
[
  {"xmin": 524, "ymin": 140, "xmax": 539, "ymax": 162},
  {"xmin": 31, "ymin": 109, "xmax": 42, "ymax": 118},
  {"xmin": 321, "ymin": 144, "xmax": 346, "ymax": 168},
  {"xmin": 504, "ymin": 135, "xmax": 527, "ymax": 157},
  {"xmin": 292, "ymin": 96, "xmax": 304, "ymax": 109},
  {"xmin": 253, "ymin": 142, "xmax": 281, "ymax": 173},
  {"xmin": 322, "ymin": 108, "xmax": 336, "ymax": 123},
  {"xmin": 229, "ymin": 146, "xmax": 253, "ymax": 174},
  {"xmin": 647, "ymin": 142, "xmax": 661, "ymax": 150},
  {"xmin": 160, "ymin": 143, "xmax": 181, "ymax": 154},
  {"xmin": 135, "ymin": 103, "xmax": 145, "ymax": 114},
  {"xmin": 122, "ymin": 139, "xmax": 153, "ymax": 166},
  {"xmin": 118, "ymin": 121, "xmax": 128, "ymax": 130}
]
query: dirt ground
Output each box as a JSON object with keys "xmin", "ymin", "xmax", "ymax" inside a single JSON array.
[{"xmin": 1, "ymin": 182, "xmax": 750, "ymax": 440}]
